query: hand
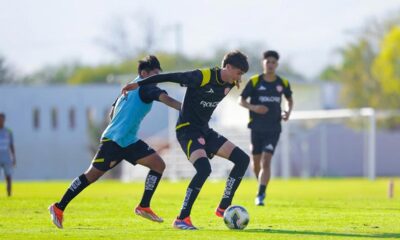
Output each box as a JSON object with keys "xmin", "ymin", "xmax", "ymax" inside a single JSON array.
[
  {"xmin": 252, "ymin": 105, "xmax": 268, "ymax": 114},
  {"xmin": 282, "ymin": 111, "xmax": 291, "ymax": 121},
  {"xmin": 234, "ymin": 79, "xmax": 242, "ymax": 89},
  {"xmin": 121, "ymin": 82, "xmax": 139, "ymax": 96}
]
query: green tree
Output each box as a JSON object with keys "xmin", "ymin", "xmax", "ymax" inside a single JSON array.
[
  {"xmin": 373, "ymin": 26, "xmax": 400, "ymax": 97},
  {"xmin": 67, "ymin": 52, "xmax": 216, "ymax": 85},
  {"xmin": 320, "ymin": 12, "xmax": 400, "ymax": 109},
  {"xmin": 336, "ymin": 39, "xmax": 380, "ymax": 108},
  {"xmin": 0, "ymin": 55, "xmax": 15, "ymax": 84},
  {"xmin": 23, "ymin": 62, "xmax": 80, "ymax": 85}
]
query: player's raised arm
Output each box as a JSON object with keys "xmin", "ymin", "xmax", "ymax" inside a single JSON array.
[{"xmin": 121, "ymin": 70, "xmax": 203, "ymax": 95}]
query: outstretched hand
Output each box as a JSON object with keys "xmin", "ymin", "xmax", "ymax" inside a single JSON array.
[
  {"xmin": 282, "ymin": 111, "xmax": 291, "ymax": 121},
  {"xmin": 121, "ymin": 82, "xmax": 139, "ymax": 96},
  {"xmin": 234, "ymin": 79, "xmax": 241, "ymax": 89}
]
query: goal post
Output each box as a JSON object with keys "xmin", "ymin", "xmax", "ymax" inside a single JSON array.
[
  {"xmin": 161, "ymin": 106, "xmax": 378, "ymax": 180},
  {"xmin": 281, "ymin": 108, "xmax": 376, "ymax": 180}
]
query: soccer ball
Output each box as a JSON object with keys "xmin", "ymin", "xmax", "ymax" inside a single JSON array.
[{"xmin": 223, "ymin": 205, "xmax": 249, "ymax": 230}]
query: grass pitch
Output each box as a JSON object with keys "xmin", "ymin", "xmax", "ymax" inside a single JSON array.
[{"xmin": 0, "ymin": 178, "xmax": 399, "ymax": 240}]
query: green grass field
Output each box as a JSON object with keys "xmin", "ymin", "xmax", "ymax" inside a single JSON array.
[{"xmin": 0, "ymin": 178, "xmax": 399, "ymax": 240}]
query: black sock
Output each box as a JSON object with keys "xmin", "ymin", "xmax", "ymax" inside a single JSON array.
[
  {"xmin": 258, "ymin": 185, "xmax": 266, "ymax": 196},
  {"xmin": 56, "ymin": 174, "xmax": 90, "ymax": 211},
  {"xmin": 139, "ymin": 170, "xmax": 162, "ymax": 208},
  {"xmin": 219, "ymin": 148, "xmax": 250, "ymax": 209},
  {"xmin": 178, "ymin": 158, "xmax": 211, "ymax": 219}
]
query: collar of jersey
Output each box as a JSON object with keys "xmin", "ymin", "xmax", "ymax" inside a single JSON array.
[
  {"xmin": 261, "ymin": 73, "xmax": 279, "ymax": 83},
  {"xmin": 215, "ymin": 67, "xmax": 226, "ymax": 86}
]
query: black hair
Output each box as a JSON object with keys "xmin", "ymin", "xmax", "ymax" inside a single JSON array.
[
  {"xmin": 137, "ymin": 55, "xmax": 162, "ymax": 74},
  {"xmin": 263, "ymin": 50, "xmax": 279, "ymax": 60},
  {"xmin": 222, "ymin": 50, "xmax": 249, "ymax": 73},
  {"xmin": 0, "ymin": 113, "xmax": 5, "ymax": 118}
]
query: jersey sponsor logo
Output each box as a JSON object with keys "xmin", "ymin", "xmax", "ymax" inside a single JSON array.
[
  {"xmin": 224, "ymin": 87, "xmax": 230, "ymax": 95},
  {"xmin": 198, "ymin": 137, "xmax": 205, "ymax": 145},
  {"xmin": 258, "ymin": 86, "xmax": 266, "ymax": 91},
  {"xmin": 200, "ymin": 100, "xmax": 219, "ymax": 108},
  {"xmin": 205, "ymin": 88, "xmax": 214, "ymax": 94},
  {"xmin": 276, "ymin": 85, "xmax": 283, "ymax": 92},
  {"xmin": 258, "ymin": 96, "xmax": 281, "ymax": 103}
]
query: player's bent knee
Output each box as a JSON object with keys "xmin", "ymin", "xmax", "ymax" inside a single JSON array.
[
  {"xmin": 193, "ymin": 157, "xmax": 212, "ymax": 177},
  {"xmin": 153, "ymin": 159, "xmax": 166, "ymax": 173},
  {"xmin": 85, "ymin": 166, "xmax": 105, "ymax": 183},
  {"xmin": 229, "ymin": 147, "xmax": 250, "ymax": 168}
]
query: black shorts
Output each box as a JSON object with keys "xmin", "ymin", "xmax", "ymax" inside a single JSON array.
[
  {"xmin": 92, "ymin": 139, "xmax": 155, "ymax": 171},
  {"xmin": 250, "ymin": 130, "xmax": 281, "ymax": 155},
  {"xmin": 176, "ymin": 126, "xmax": 228, "ymax": 159}
]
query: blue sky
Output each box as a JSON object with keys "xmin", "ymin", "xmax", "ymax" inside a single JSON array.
[{"xmin": 1, "ymin": 0, "xmax": 399, "ymax": 78}]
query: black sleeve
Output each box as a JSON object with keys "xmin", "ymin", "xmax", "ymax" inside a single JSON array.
[
  {"xmin": 240, "ymin": 80, "xmax": 254, "ymax": 99},
  {"xmin": 139, "ymin": 85, "xmax": 168, "ymax": 103},
  {"xmin": 137, "ymin": 70, "xmax": 203, "ymax": 88},
  {"xmin": 284, "ymin": 82, "xmax": 293, "ymax": 98}
]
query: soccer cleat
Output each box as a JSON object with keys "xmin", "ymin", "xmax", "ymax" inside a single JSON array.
[
  {"xmin": 255, "ymin": 193, "xmax": 266, "ymax": 206},
  {"xmin": 48, "ymin": 203, "xmax": 64, "ymax": 229},
  {"xmin": 172, "ymin": 216, "xmax": 198, "ymax": 230},
  {"xmin": 215, "ymin": 207, "xmax": 226, "ymax": 218},
  {"xmin": 134, "ymin": 206, "xmax": 163, "ymax": 223}
]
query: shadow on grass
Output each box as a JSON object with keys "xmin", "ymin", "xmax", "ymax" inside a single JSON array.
[{"xmin": 245, "ymin": 229, "xmax": 400, "ymax": 239}]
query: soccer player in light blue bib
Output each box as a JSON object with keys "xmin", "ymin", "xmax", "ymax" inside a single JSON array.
[{"xmin": 49, "ymin": 56, "xmax": 181, "ymax": 229}]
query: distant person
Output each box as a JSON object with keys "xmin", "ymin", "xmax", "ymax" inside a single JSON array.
[
  {"xmin": 0, "ymin": 113, "xmax": 16, "ymax": 197},
  {"xmin": 239, "ymin": 50, "xmax": 293, "ymax": 206},
  {"xmin": 49, "ymin": 55, "xmax": 182, "ymax": 228},
  {"xmin": 121, "ymin": 50, "xmax": 250, "ymax": 230}
]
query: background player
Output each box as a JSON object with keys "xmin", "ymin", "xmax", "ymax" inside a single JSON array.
[
  {"xmin": 121, "ymin": 50, "xmax": 250, "ymax": 230},
  {"xmin": 239, "ymin": 50, "xmax": 294, "ymax": 206},
  {"xmin": 0, "ymin": 113, "xmax": 16, "ymax": 197},
  {"xmin": 49, "ymin": 55, "xmax": 182, "ymax": 228}
]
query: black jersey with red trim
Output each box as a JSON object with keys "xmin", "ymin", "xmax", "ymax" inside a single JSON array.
[
  {"xmin": 240, "ymin": 74, "xmax": 292, "ymax": 132},
  {"xmin": 137, "ymin": 67, "xmax": 235, "ymax": 129}
]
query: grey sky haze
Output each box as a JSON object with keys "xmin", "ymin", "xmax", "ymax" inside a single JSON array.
[{"xmin": 1, "ymin": 0, "xmax": 399, "ymax": 78}]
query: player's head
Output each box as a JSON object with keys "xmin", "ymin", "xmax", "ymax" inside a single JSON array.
[
  {"xmin": 138, "ymin": 55, "xmax": 162, "ymax": 78},
  {"xmin": 263, "ymin": 50, "xmax": 279, "ymax": 74},
  {"xmin": 221, "ymin": 50, "xmax": 249, "ymax": 84},
  {"xmin": 0, "ymin": 113, "xmax": 5, "ymax": 128}
]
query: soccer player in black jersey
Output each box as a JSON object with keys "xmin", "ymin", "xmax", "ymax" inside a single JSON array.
[
  {"xmin": 48, "ymin": 56, "xmax": 182, "ymax": 229},
  {"xmin": 239, "ymin": 50, "xmax": 294, "ymax": 206},
  {"xmin": 122, "ymin": 50, "xmax": 250, "ymax": 230}
]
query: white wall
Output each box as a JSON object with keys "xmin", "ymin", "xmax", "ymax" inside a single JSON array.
[
  {"xmin": 0, "ymin": 84, "xmax": 186, "ymax": 180},
  {"xmin": 0, "ymin": 85, "xmax": 120, "ymax": 180}
]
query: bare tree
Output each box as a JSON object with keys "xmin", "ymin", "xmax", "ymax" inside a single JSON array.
[{"xmin": 96, "ymin": 14, "xmax": 158, "ymax": 60}]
